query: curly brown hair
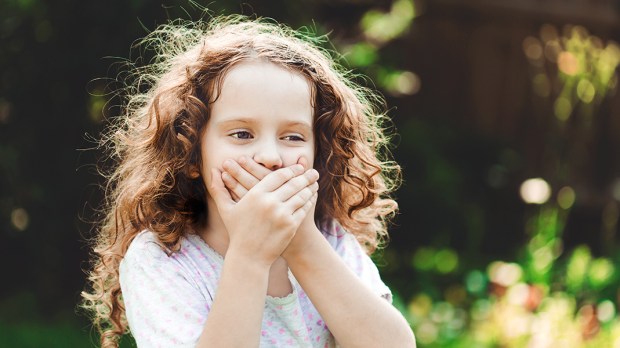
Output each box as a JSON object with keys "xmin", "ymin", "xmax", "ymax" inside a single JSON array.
[{"xmin": 82, "ymin": 15, "xmax": 400, "ymax": 347}]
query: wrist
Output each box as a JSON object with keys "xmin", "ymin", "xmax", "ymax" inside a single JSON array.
[
  {"xmin": 225, "ymin": 246, "xmax": 274, "ymax": 274},
  {"xmin": 281, "ymin": 224, "xmax": 322, "ymax": 264}
]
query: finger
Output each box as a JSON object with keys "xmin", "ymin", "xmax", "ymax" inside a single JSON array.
[
  {"xmin": 297, "ymin": 157, "xmax": 311, "ymax": 171},
  {"xmin": 210, "ymin": 168, "xmax": 234, "ymax": 208},
  {"xmin": 273, "ymin": 168, "xmax": 319, "ymax": 202},
  {"xmin": 284, "ymin": 182, "xmax": 319, "ymax": 211},
  {"xmin": 222, "ymin": 159, "xmax": 261, "ymax": 191},
  {"xmin": 222, "ymin": 171, "xmax": 249, "ymax": 201},
  {"xmin": 224, "ymin": 184, "xmax": 241, "ymax": 202},
  {"xmin": 238, "ymin": 156, "xmax": 272, "ymax": 180},
  {"xmin": 292, "ymin": 191, "xmax": 318, "ymax": 221},
  {"xmin": 230, "ymin": 190, "xmax": 241, "ymax": 202},
  {"xmin": 254, "ymin": 164, "xmax": 305, "ymax": 192}
]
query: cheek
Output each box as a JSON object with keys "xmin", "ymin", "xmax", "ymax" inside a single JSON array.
[{"xmin": 287, "ymin": 147, "xmax": 315, "ymax": 170}]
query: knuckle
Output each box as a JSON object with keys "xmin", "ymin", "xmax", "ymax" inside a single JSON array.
[
  {"xmin": 264, "ymin": 197, "xmax": 278, "ymax": 209},
  {"xmin": 292, "ymin": 194, "xmax": 305, "ymax": 206},
  {"xmin": 292, "ymin": 175, "xmax": 310, "ymax": 188},
  {"xmin": 275, "ymin": 169, "xmax": 292, "ymax": 181}
]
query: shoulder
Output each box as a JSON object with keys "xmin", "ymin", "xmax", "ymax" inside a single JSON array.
[
  {"xmin": 120, "ymin": 231, "xmax": 212, "ymax": 346},
  {"xmin": 120, "ymin": 230, "xmax": 202, "ymax": 282},
  {"xmin": 121, "ymin": 230, "xmax": 221, "ymax": 291},
  {"xmin": 124, "ymin": 230, "xmax": 170, "ymax": 262},
  {"xmin": 319, "ymin": 219, "xmax": 366, "ymax": 255},
  {"xmin": 319, "ymin": 219, "xmax": 393, "ymax": 302},
  {"xmin": 123, "ymin": 230, "xmax": 215, "ymax": 264},
  {"xmin": 319, "ymin": 219, "xmax": 370, "ymax": 270}
]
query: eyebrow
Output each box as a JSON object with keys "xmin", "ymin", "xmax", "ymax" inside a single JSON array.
[{"xmin": 216, "ymin": 118, "xmax": 312, "ymax": 130}]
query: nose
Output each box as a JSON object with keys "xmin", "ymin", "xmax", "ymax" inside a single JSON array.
[{"xmin": 253, "ymin": 139, "xmax": 283, "ymax": 170}]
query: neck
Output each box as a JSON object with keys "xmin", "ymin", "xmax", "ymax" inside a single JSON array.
[{"xmin": 201, "ymin": 196, "xmax": 230, "ymax": 256}]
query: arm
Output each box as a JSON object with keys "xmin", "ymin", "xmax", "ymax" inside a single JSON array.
[
  {"xmin": 196, "ymin": 250, "xmax": 270, "ymax": 347},
  {"xmin": 282, "ymin": 225, "xmax": 416, "ymax": 347},
  {"xmin": 222, "ymin": 157, "xmax": 415, "ymax": 347}
]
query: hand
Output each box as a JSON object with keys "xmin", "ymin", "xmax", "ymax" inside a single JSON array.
[
  {"xmin": 220, "ymin": 157, "xmax": 321, "ymax": 260},
  {"xmin": 222, "ymin": 156, "xmax": 319, "ymax": 231},
  {"xmin": 210, "ymin": 163, "xmax": 319, "ymax": 267},
  {"xmin": 221, "ymin": 156, "xmax": 273, "ymax": 202}
]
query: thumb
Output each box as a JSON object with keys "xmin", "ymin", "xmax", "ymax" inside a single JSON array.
[{"xmin": 210, "ymin": 168, "xmax": 234, "ymax": 207}]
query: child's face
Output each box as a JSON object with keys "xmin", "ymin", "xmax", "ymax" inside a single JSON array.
[{"xmin": 199, "ymin": 60, "xmax": 315, "ymax": 198}]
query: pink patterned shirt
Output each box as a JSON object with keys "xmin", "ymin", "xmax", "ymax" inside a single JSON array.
[{"xmin": 119, "ymin": 220, "xmax": 392, "ymax": 347}]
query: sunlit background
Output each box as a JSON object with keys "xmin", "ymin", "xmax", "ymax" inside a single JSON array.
[{"xmin": 1, "ymin": 0, "xmax": 620, "ymax": 347}]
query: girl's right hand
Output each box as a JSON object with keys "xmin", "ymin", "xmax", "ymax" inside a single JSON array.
[{"xmin": 209, "ymin": 165, "xmax": 319, "ymax": 267}]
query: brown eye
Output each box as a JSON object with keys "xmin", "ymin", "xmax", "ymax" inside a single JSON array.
[
  {"xmin": 282, "ymin": 135, "xmax": 304, "ymax": 141},
  {"xmin": 231, "ymin": 131, "xmax": 253, "ymax": 139}
]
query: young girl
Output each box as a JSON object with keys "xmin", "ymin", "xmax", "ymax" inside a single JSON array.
[{"xmin": 82, "ymin": 15, "xmax": 415, "ymax": 348}]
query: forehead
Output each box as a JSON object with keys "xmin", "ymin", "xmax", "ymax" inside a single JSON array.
[{"xmin": 209, "ymin": 60, "xmax": 313, "ymax": 126}]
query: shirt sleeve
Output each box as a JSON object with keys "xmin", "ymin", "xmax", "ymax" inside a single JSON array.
[
  {"xmin": 321, "ymin": 221, "xmax": 393, "ymax": 303},
  {"xmin": 119, "ymin": 232, "xmax": 209, "ymax": 348}
]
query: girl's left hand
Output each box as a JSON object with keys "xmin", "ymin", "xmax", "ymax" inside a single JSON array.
[{"xmin": 221, "ymin": 156, "xmax": 272, "ymax": 202}]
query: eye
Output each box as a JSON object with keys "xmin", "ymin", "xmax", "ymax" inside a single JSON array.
[
  {"xmin": 282, "ymin": 134, "xmax": 305, "ymax": 142},
  {"xmin": 230, "ymin": 131, "xmax": 253, "ymax": 140}
]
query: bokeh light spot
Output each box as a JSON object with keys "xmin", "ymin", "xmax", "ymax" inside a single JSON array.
[
  {"xmin": 395, "ymin": 71, "xmax": 420, "ymax": 95},
  {"xmin": 431, "ymin": 301, "xmax": 454, "ymax": 323},
  {"xmin": 465, "ymin": 270, "xmax": 487, "ymax": 294},
  {"xmin": 435, "ymin": 249, "xmax": 458, "ymax": 274},
  {"xmin": 576, "ymin": 79, "xmax": 596, "ymax": 103},
  {"xmin": 11, "ymin": 208, "xmax": 29, "ymax": 231},
  {"xmin": 540, "ymin": 24, "xmax": 559, "ymax": 43},
  {"xmin": 470, "ymin": 299, "xmax": 492, "ymax": 321},
  {"xmin": 523, "ymin": 37, "xmax": 543, "ymax": 61},
  {"xmin": 596, "ymin": 300, "xmax": 615, "ymax": 323},
  {"xmin": 557, "ymin": 51, "xmax": 579, "ymax": 75},
  {"xmin": 566, "ymin": 246, "xmax": 591, "ymax": 291},
  {"xmin": 588, "ymin": 258, "xmax": 614, "ymax": 288},
  {"xmin": 602, "ymin": 201, "xmax": 619, "ymax": 229},
  {"xmin": 488, "ymin": 261, "xmax": 523, "ymax": 287},
  {"xmin": 361, "ymin": 0, "xmax": 415, "ymax": 43},
  {"xmin": 0, "ymin": 98, "xmax": 12, "ymax": 124},
  {"xmin": 506, "ymin": 282, "xmax": 529, "ymax": 306},
  {"xmin": 532, "ymin": 73, "xmax": 550, "ymax": 97},
  {"xmin": 408, "ymin": 293, "xmax": 433, "ymax": 319},
  {"xmin": 520, "ymin": 178, "xmax": 551, "ymax": 204},
  {"xmin": 554, "ymin": 97, "xmax": 572, "ymax": 121},
  {"xmin": 416, "ymin": 320, "xmax": 438, "ymax": 344},
  {"xmin": 444, "ymin": 284, "xmax": 467, "ymax": 305},
  {"xmin": 344, "ymin": 42, "xmax": 378, "ymax": 67},
  {"xmin": 412, "ymin": 247, "xmax": 436, "ymax": 271},
  {"xmin": 613, "ymin": 178, "xmax": 620, "ymax": 201},
  {"xmin": 533, "ymin": 246, "xmax": 553, "ymax": 272},
  {"xmin": 89, "ymin": 90, "xmax": 106, "ymax": 123},
  {"xmin": 557, "ymin": 186, "xmax": 576, "ymax": 209},
  {"xmin": 544, "ymin": 40, "xmax": 562, "ymax": 62}
]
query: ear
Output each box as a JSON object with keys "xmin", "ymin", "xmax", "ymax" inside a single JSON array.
[{"xmin": 188, "ymin": 165, "xmax": 201, "ymax": 179}]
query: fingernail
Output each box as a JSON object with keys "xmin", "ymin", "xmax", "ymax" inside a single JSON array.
[
  {"xmin": 238, "ymin": 156, "xmax": 246, "ymax": 164},
  {"xmin": 292, "ymin": 164, "xmax": 304, "ymax": 173},
  {"xmin": 223, "ymin": 159, "xmax": 233, "ymax": 169},
  {"xmin": 222, "ymin": 172, "xmax": 231, "ymax": 181},
  {"xmin": 297, "ymin": 157, "xmax": 307, "ymax": 168},
  {"xmin": 308, "ymin": 169, "xmax": 319, "ymax": 179}
]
